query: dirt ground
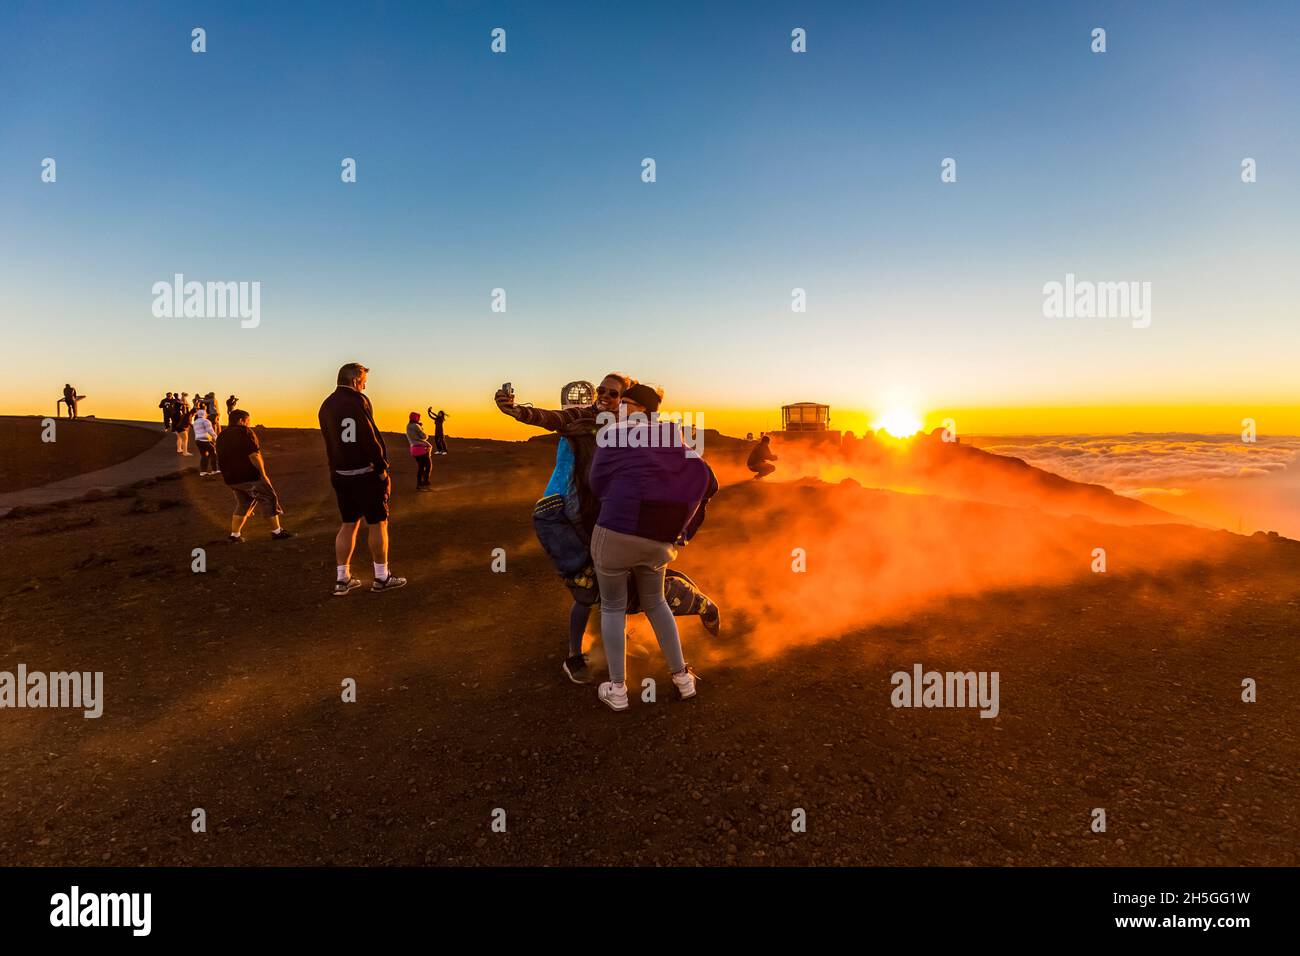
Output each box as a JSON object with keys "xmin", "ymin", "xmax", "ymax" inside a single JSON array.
[
  {"xmin": 0, "ymin": 427, "xmax": 1295, "ymax": 866},
  {"xmin": 0, "ymin": 417, "xmax": 164, "ymax": 493}
]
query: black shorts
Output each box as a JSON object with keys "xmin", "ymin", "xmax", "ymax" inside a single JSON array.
[{"xmin": 330, "ymin": 470, "xmax": 390, "ymax": 524}]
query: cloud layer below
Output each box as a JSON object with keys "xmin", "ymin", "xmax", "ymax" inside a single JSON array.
[{"xmin": 972, "ymin": 434, "xmax": 1300, "ymax": 495}]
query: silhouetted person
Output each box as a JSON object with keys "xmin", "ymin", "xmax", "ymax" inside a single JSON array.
[
  {"xmin": 61, "ymin": 384, "xmax": 78, "ymax": 419},
  {"xmin": 426, "ymin": 407, "xmax": 449, "ymax": 455},
  {"xmin": 173, "ymin": 400, "xmax": 195, "ymax": 456},
  {"xmin": 159, "ymin": 392, "xmax": 176, "ymax": 430},
  {"xmin": 747, "ymin": 434, "xmax": 778, "ymax": 479}
]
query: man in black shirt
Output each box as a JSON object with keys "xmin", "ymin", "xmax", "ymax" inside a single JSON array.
[
  {"xmin": 62, "ymin": 384, "xmax": 78, "ymax": 419},
  {"xmin": 215, "ymin": 409, "xmax": 294, "ymax": 543},
  {"xmin": 318, "ymin": 363, "xmax": 406, "ymax": 595}
]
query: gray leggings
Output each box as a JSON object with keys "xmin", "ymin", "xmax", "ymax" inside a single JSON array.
[{"xmin": 591, "ymin": 525, "xmax": 686, "ymax": 684}]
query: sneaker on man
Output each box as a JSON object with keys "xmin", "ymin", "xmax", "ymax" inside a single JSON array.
[
  {"xmin": 333, "ymin": 577, "xmax": 363, "ymax": 597},
  {"xmin": 372, "ymin": 574, "xmax": 408, "ymax": 592},
  {"xmin": 598, "ymin": 681, "xmax": 629, "ymax": 711},
  {"xmin": 672, "ymin": 665, "xmax": 699, "ymax": 700},
  {"xmin": 700, "ymin": 600, "xmax": 721, "ymax": 637},
  {"xmin": 563, "ymin": 653, "xmax": 592, "ymax": 685},
  {"xmin": 270, "ymin": 529, "xmax": 294, "ymax": 541},
  {"xmin": 228, "ymin": 534, "xmax": 243, "ymax": 544}
]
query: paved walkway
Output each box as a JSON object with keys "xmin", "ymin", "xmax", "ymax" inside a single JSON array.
[{"xmin": 0, "ymin": 419, "xmax": 195, "ymax": 516}]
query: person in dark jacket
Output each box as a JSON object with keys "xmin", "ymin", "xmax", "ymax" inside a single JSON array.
[
  {"xmin": 747, "ymin": 434, "xmax": 778, "ymax": 479},
  {"xmin": 61, "ymin": 384, "xmax": 79, "ymax": 419},
  {"xmin": 496, "ymin": 375, "xmax": 721, "ymax": 685},
  {"xmin": 159, "ymin": 393, "xmax": 175, "ymax": 430},
  {"xmin": 587, "ymin": 383, "xmax": 718, "ymax": 712},
  {"xmin": 317, "ymin": 363, "xmax": 407, "ymax": 596}
]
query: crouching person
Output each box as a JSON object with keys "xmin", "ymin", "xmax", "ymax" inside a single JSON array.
[{"xmin": 215, "ymin": 409, "xmax": 294, "ymax": 543}]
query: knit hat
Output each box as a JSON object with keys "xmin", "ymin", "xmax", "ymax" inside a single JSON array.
[{"xmin": 623, "ymin": 382, "xmax": 663, "ymax": 413}]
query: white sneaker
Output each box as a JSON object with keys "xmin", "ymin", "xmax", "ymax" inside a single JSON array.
[
  {"xmin": 598, "ymin": 681, "xmax": 629, "ymax": 712},
  {"xmin": 672, "ymin": 666, "xmax": 698, "ymax": 700}
]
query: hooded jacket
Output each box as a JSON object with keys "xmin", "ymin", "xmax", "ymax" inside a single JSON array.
[
  {"xmin": 192, "ymin": 409, "xmax": 216, "ymax": 442},
  {"xmin": 588, "ymin": 420, "xmax": 718, "ymax": 543}
]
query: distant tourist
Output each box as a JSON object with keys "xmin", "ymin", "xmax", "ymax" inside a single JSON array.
[
  {"xmin": 226, "ymin": 394, "xmax": 238, "ymax": 416},
  {"xmin": 192, "ymin": 408, "xmax": 220, "ymax": 476},
  {"xmin": 173, "ymin": 400, "xmax": 196, "ymax": 456},
  {"xmin": 61, "ymin": 383, "xmax": 80, "ymax": 419},
  {"xmin": 215, "ymin": 409, "xmax": 293, "ymax": 542},
  {"xmin": 318, "ymin": 363, "xmax": 407, "ymax": 595},
  {"xmin": 746, "ymin": 434, "xmax": 778, "ymax": 479},
  {"xmin": 426, "ymin": 407, "xmax": 449, "ymax": 455},
  {"xmin": 588, "ymin": 383, "xmax": 717, "ymax": 711},
  {"xmin": 159, "ymin": 392, "xmax": 176, "ymax": 431},
  {"xmin": 406, "ymin": 412, "xmax": 433, "ymax": 491}
]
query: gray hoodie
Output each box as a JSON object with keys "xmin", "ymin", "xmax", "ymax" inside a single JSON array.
[{"xmin": 406, "ymin": 420, "xmax": 429, "ymax": 446}]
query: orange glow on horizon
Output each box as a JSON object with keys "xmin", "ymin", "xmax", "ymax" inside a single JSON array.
[{"xmin": 3, "ymin": 391, "xmax": 1298, "ymax": 441}]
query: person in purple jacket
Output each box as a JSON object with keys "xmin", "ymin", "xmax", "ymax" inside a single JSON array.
[{"xmin": 587, "ymin": 383, "xmax": 718, "ymax": 712}]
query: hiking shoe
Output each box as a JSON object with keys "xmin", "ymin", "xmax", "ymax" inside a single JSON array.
[
  {"xmin": 700, "ymin": 600, "xmax": 721, "ymax": 636},
  {"xmin": 672, "ymin": 665, "xmax": 699, "ymax": 700},
  {"xmin": 372, "ymin": 574, "xmax": 408, "ymax": 592},
  {"xmin": 563, "ymin": 654, "xmax": 592, "ymax": 684},
  {"xmin": 333, "ymin": 577, "xmax": 363, "ymax": 597},
  {"xmin": 270, "ymin": 529, "xmax": 294, "ymax": 541},
  {"xmin": 598, "ymin": 681, "xmax": 629, "ymax": 711}
]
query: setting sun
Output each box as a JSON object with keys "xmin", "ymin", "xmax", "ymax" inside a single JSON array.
[{"xmin": 873, "ymin": 408, "xmax": 925, "ymax": 439}]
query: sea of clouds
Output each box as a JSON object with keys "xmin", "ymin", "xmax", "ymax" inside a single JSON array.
[{"xmin": 970, "ymin": 434, "xmax": 1300, "ymax": 497}]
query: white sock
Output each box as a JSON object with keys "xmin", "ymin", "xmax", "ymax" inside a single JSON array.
[
  {"xmin": 230, "ymin": 531, "xmax": 241, "ymax": 538},
  {"xmin": 337, "ymin": 564, "xmax": 350, "ymax": 582},
  {"xmin": 374, "ymin": 562, "xmax": 388, "ymax": 580}
]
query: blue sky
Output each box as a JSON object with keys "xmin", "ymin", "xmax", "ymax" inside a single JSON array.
[{"xmin": 1, "ymin": 1, "xmax": 1297, "ymax": 434}]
